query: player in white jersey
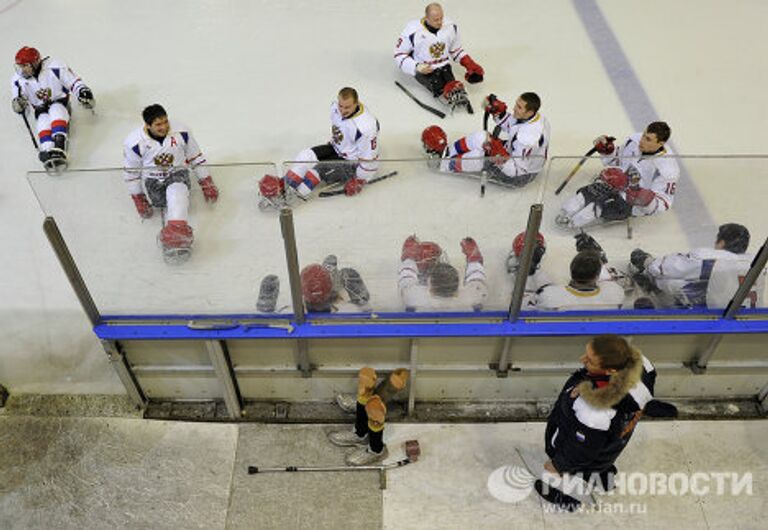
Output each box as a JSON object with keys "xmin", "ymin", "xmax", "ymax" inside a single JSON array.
[
  {"xmin": 10, "ymin": 46, "xmax": 94, "ymax": 172},
  {"xmin": 557, "ymin": 122, "xmax": 679, "ymax": 228},
  {"xmin": 629, "ymin": 223, "xmax": 765, "ymax": 309},
  {"xmin": 258, "ymin": 87, "xmax": 380, "ymax": 208},
  {"xmin": 398, "ymin": 235, "xmax": 487, "ymax": 312},
  {"xmin": 530, "ymin": 233, "xmax": 626, "ymax": 311},
  {"xmin": 421, "ymin": 92, "xmax": 550, "ymax": 188},
  {"xmin": 122, "ymin": 104, "xmax": 219, "ymax": 264},
  {"xmin": 394, "ymin": 3, "xmax": 484, "ymax": 107}
]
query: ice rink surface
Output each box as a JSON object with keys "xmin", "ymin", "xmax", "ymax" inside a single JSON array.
[{"xmin": 1, "ymin": 1, "xmax": 768, "ymax": 381}]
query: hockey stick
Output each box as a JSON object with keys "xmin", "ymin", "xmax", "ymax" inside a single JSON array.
[
  {"xmin": 554, "ymin": 136, "xmax": 615, "ymax": 195},
  {"xmin": 395, "ymin": 81, "xmax": 446, "ymax": 119},
  {"xmin": 17, "ymin": 86, "xmax": 38, "ymax": 150},
  {"xmin": 319, "ymin": 170, "xmax": 398, "ymax": 198}
]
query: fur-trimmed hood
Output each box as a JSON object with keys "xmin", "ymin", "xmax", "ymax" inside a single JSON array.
[{"xmin": 576, "ymin": 346, "xmax": 643, "ymax": 409}]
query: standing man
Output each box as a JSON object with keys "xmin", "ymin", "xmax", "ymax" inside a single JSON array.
[
  {"xmin": 11, "ymin": 46, "xmax": 94, "ymax": 172},
  {"xmin": 258, "ymin": 87, "xmax": 379, "ymax": 208},
  {"xmin": 538, "ymin": 335, "xmax": 656, "ymax": 508},
  {"xmin": 123, "ymin": 104, "xmax": 219, "ymax": 263},
  {"xmin": 421, "ymin": 92, "xmax": 550, "ymax": 188},
  {"xmin": 394, "ymin": 3, "xmax": 484, "ymax": 110},
  {"xmin": 557, "ymin": 122, "xmax": 679, "ymax": 228}
]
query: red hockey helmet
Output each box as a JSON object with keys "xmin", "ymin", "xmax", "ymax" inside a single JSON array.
[
  {"xmin": 421, "ymin": 125, "xmax": 447, "ymax": 155},
  {"xmin": 300, "ymin": 264, "xmax": 332, "ymax": 306},
  {"xmin": 599, "ymin": 167, "xmax": 629, "ymax": 191},
  {"xmin": 512, "ymin": 232, "xmax": 546, "ymax": 257},
  {"xmin": 15, "ymin": 46, "xmax": 40, "ymax": 66},
  {"xmin": 417, "ymin": 241, "xmax": 443, "ymax": 273},
  {"xmin": 259, "ymin": 174, "xmax": 284, "ymax": 198}
]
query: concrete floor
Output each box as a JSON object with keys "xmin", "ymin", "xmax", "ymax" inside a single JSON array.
[{"xmin": 1, "ymin": 408, "xmax": 765, "ymax": 529}]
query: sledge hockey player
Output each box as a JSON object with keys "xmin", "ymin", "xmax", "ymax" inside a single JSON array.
[
  {"xmin": 556, "ymin": 122, "xmax": 679, "ymax": 229},
  {"xmin": 328, "ymin": 367, "xmax": 410, "ymax": 465},
  {"xmin": 399, "ymin": 235, "xmax": 487, "ymax": 312},
  {"xmin": 123, "ymin": 104, "xmax": 219, "ymax": 264},
  {"xmin": 258, "ymin": 87, "xmax": 379, "ymax": 209},
  {"xmin": 394, "ymin": 3, "xmax": 484, "ymax": 113},
  {"xmin": 506, "ymin": 231, "xmax": 552, "ymax": 307},
  {"xmin": 531, "ymin": 233, "xmax": 626, "ymax": 311},
  {"xmin": 10, "ymin": 46, "xmax": 94, "ymax": 173},
  {"xmin": 629, "ymin": 223, "xmax": 765, "ymax": 309},
  {"xmin": 300, "ymin": 255, "xmax": 372, "ymax": 313},
  {"xmin": 421, "ymin": 92, "xmax": 550, "ymax": 188}
]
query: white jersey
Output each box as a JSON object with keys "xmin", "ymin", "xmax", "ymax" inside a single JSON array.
[
  {"xmin": 601, "ymin": 133, "xmax": 679, "ymax": 216},
  {"xmin": 329, "ymin": 101, "xmax": 380, "ymax": 180},
  {"xmin": 399, "ymin": 258, "xmax": 487, "ymax": 312},
  {"xmin": 11, "ymin": 57, "xmax": 86, "ymax": 110},
  {"xmin": 493, "ymin": 112, "xmax": 551, "ymax": 176},
  {"xmin": 533, "ymin": 273, "xmax": 625, "ymax": 311},
  {"xmin": 647, "ymin": 248, "xmax": 765, "ymax": 308},
  {"xmin": 122, "ymin": 121, "xmax": 208, "ymax": 195},
  {"xmin": 394, "ymin": 17, "xmax": 467, "ymax": 76}
]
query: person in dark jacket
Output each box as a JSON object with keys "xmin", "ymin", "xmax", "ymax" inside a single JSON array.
[{"xmin": 543, "ymin": 335, "xmax": 656, "ymax": 487}]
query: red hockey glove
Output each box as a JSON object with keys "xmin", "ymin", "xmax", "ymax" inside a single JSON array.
[
  {"xmin": 131, "ymin": 193, "xmax": 153, "ymax": 219},
  {"xmin": 593, "ymin": 135, "xmax": 615, "ymax": 155},
  {"xmin": 599, "ymin": 167, "xmax": 629, "ymax": 191},
  {"xmin": 625, "ymin": 187, "xmax": 655, "ymax": 207},
  {"xmin": 483, "ymin": 95, "xmax": 507, "ymax": 117},
  {"xmin": 459, "ymin": 55, "xmax": 484, "ymax": 83},
  {"xmin": 460, "ymin": 237, "xmax": 483, "ymax": 264},
  {"xmin": 401, "ymin": 235, "xmax": 421, "ymax": 262},
  {"xmin": 199, "ymin": 176, "xmax": 219, "ymax": 203},
  {"xmin": 344, "ymin": 178, "xmax": 365, "ymax": 196},
  {"xmin": 484, "ymin": 136, "xmax": 509, "ymax": 162}
]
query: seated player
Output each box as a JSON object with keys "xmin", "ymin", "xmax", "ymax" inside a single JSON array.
[
  {"xmin": 394, "ymin": 2, "xmax": 483, "ymax": 112},
  {"xmin": 629, "ymin": 223, "xmax": 765, "ymax": 309},
  {"xmin": 11, "ymin": 46, "xmax": 94, "ymax": 173},
  {"xmin": 421, "ymin": 92, "xmax": 550, "ymax": 188},
  {"xmin": 329, "ymin": 367, "xmax": 410, "ymax": 466},
  {"xmin": 258, "ymin": 87, "xmax": 379, "ymax": 209},
  {"xmin": 300, "ymin": 255, "xmax": 371, "ymax": 313},
  {"xmin": 506, "ymin": 231, "xmax": 552, "ymax": 307},
  {"xmin": 557, "ymin": 122, "xmax": 678, "ymax": 228},
  {"xmin": 532, "ymin": 233, "xmax": 626, "ymax": 311},
  {"xmin": 399, "ymin": 235, "xmax": 487, "ymax": 312},
  {"xmin": 123, "ymin": 104, "xmax": 219, "ymax": 264}
]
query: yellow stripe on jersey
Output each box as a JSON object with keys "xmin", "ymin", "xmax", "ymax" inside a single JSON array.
[{"xmin": 565, "ymin": 285, "xmax": 601, "ymax": 297}]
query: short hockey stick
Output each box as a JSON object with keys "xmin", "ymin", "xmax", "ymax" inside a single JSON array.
[
  {"xmin": 554, "ymin": 137, "xmax": 614, "ymax": 195},
  {"xmin": 395, "ymin": 81, "xmax": 446, "ymax": 119},
  {"xmin": 319, "ymin": 170, "xmax": 398, "ymax": 198}
]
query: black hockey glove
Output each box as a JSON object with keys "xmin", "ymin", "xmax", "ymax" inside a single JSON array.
[
  {"xmin": 575, "ymin": 231, "xmax": 607, "ymax": 263},
  {"xmin": 77, "ymin": 86, "xmax": 94, "ymax": 108},
  {"xmin": 630, "ymin": 248, "xmax": 653, "ymax": 271}
]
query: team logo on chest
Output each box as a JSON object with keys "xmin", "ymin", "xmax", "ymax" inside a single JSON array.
[
  {"xmin": 626, "ymin": 165, "xmax": 641, "ymax": 186},
  {"xmin": 331, "ymin": 125, "xmax": 344, "ymax": 144},
  {"xmin": 154, "ymin": 153, "xmax": 175, "ymax": 167},
  {"xmin": 35, "ymin": 87, "xmax": 52, "ymax": 102},
  {"xmin": 429, "ymin": 42, "xmax": 446, "ymax": 59}
]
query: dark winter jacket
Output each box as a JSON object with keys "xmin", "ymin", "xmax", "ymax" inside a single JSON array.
[{"xmin": 545, "ymin": 347, "xmax": 656, "ymax": 475}]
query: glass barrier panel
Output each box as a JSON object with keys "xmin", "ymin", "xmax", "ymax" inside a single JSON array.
[
  {"xmin": 281, "ymin": 156, "xmax": 546, "ymax": 316},
  {"xmin": 536, "ymin": 155, "xmax": 768, "ymax": 315},
  {"xmin": 27, "ymin": 163, "xmax": 292, "ymax": 317}
]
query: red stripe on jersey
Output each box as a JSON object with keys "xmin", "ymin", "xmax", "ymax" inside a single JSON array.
[
  {"xmin": 186, "ymin": 152, "xmax": 203, "ymax": 164},
  {"xmin": 657, "ymin": 195, "xmax": 670, "ymax": 210}
]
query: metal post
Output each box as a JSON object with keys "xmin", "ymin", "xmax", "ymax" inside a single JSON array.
[
  {"xmin": 508, "ymin": 204, "xmax": 543, "ymax": 322},
  {"xmin": 205, "ymin": 340, "xmax": 243, "ymax": 418},
  {"xmin": 407, "ymin": 340, "xmax": 418, "ymax": 416},
  {"xmin": 295, "ymin": 339, "xmax": 312, "ymax": 378},
  {"xmin": 43, "ymin": 216, "xmax": 100, "ymax": 326},
  {"xmin": 101, "ymin": 340, "xmax": 147, "ymax": 409},
  {"xmin": 280, "ymin": 208, "xmax": 306, "ymax": 325},
  {"xmin": 758, "ymin": 382, "xmax": 768, "ymax": 414},
  {"xmin": 688, "ymin": 335, "xmax": 722, "ymax": 374},
  {"xmin": 722, "ymin": 236, "xmax": 768, "ymax": 320},
  {"xmin": 494, "ymin": 337, "xmax": 513, "ymax": 377}
]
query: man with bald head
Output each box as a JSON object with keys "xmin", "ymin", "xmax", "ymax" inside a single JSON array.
[{"xmin": 394, "ymin": 3, "xmax": 484, "ymax": 109}]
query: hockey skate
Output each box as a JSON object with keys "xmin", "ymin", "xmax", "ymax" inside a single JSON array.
[
  {"xmin": 39, "ymin": 149, "xmax": 67, "ymax": 176},
  {"xmin": 257, "ymin": 175, "xmax": 307, "ymax": 211},
  {"xmin": 158, "ymin": 220, "xmax": 194, "ymax": 265}
]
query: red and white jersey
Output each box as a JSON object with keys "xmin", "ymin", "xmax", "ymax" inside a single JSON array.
[
  {"xmin": 601, "ymin": 133, "xmax": 679, "ymax": 216},
  {"xmin": 647, "ymin": 248, "xmax": 765, "ymax": 308},
  {"xmin": 394, "ymin": 18, "xmax": 466, "ymax": 76},
  {"xmin": 122, "ymin": 121, "xmax": 208, "ymax": 194},
  {"xmin": 494, "ymin": 112, "xmax": 551, "ymax": 176},
  {"xmin": 399, "ymin": 258, "xmax": 487, "ymax": 312},
  {"xmin": 329, "ymin": 101, "xmax": 380, "ymax": 180},
  {"xmin": 11, "ymin": 57, "xmax": 86, "ymax": 109},
  {"xmin": 533, "ymin": 277, "xmax": 625, "ymax": 311}
]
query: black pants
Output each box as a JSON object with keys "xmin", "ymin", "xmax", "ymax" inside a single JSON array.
[
  {"xmin": 578, "ymin": 182, "xmax": 633, "ymax": 221},
  {"xmin": 484, "ymin": 161, "xmax": 538, "ymax": 188},
  {"xmin": 354, "ymin": 402, "xmax": 384, "ymax": 452},
  {"xmin": 415, "ymin": 64, "xmax": 455, "ymax": 97},
  {"xmin": 310, "ymin": 144, "xmax": 355, "ymax": 184},
  {"xmin": 144, "ymin": 169, "xmax": 191, "ymax": 208}
]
